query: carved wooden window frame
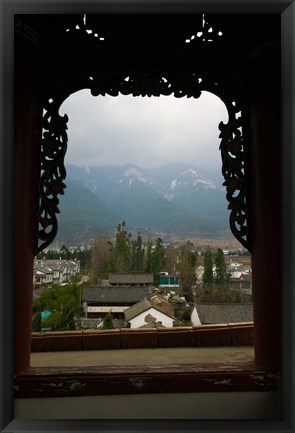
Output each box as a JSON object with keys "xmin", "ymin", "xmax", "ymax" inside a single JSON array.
[
  {"xmin": 13, "ymin": 12, "xmax": 284, "ymax": 400},
  {"xmin": 37, "ymin": 30, "xmax": 250, "ymax": 253}
]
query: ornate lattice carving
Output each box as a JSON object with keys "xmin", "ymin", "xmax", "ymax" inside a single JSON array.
[
  {"xmin": 219, "ymin": 108, "xmax": 248, "ymax": 250},
  {"xmin": 38, "ymin": 98, "xmax": 68, "ymax": 252},
  {"xmin": 38, "ymin": 30, "xmax": 250, "ymax": 252},
  {"xmin": 185, "ymin": 13, "xmax": 223, "ymax": 44}
]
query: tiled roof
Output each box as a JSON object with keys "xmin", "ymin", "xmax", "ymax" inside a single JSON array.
[
  {"xmin": 230, "ymin": 271, "xmax": 243, "ymax": 279},
  {"xmin": 124, "ymin": 299, "xmax": 151, "ymax": 321},
  {"xmin": 38, "ymin": 266, "xmax": 53, "ymax": 274},
  {"xmin": 149, "ymin": 295, "xmax": 174, "ymax": 314},
  {"xmin": 83, "ymin": 286, "xmax": 151, "ymax": 303},
  {"xmin": 35, "ymin": 260, "xmax": 79, "ymax": 271},
  {"xmin": 195, "ymin": 303, "xmax": 253, "ymax": 324},
  {"xmin": 109, "ymin": 273, "xmax": 154, "ymax": 285},
  {"xmin": 35, "ymin": 270, "xmax": 46, "ymax": 276},
  {"xmin": 124, "ymin": 299, "xmax": 175, "ymax": 321}
]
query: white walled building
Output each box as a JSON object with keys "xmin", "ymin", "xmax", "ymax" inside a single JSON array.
[{"xmin": 125, "ymin": 299, "xmax": 176, "ymax": 328}]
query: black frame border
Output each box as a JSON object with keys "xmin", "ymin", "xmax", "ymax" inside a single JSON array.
[{"xmin": 1, "ymin": 1, "xmax": 294, "ymax": 432}]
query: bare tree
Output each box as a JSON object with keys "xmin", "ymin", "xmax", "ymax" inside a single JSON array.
[{"xmin": 90, "ymin": 233, "xmax": 113, "ymax": 283}]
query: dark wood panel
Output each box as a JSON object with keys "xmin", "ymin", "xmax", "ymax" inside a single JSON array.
[{"xmin": 15, "ymin": 364, "xmax": 279, "ymax": 398}]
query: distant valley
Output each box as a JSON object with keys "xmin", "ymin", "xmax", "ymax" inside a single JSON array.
[{"xmin": 55, "ymin": 163, "xmax": 233, "ymax": 246}]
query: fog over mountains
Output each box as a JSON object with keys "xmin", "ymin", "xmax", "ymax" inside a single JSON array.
[{"xmin": 55, "ymin": 163, "xmax": 232, "ymax": 245}]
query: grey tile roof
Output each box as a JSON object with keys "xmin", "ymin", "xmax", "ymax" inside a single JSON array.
[
  {"xmin": 195, "ymin": 303, "xmax": 253, "ymax": 324},
  {"xmin": 37, "ymin": 266, "xmax": 53, "ymax": 274},
  {"xmin": 109, "ymin": 273, "xmax": 154, "ymax": 285},
  {"xmin": 35, "ymin": 259, "xmax": 79, "ymax": 271},
  {"xmin": 83, "ymin": 286, "xmax": 151, "ymax": 304}
]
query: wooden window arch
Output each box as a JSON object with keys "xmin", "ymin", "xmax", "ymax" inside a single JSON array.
[{"xmin": 37, "ymin": 13, "xmax": 249, "ymax": 254}]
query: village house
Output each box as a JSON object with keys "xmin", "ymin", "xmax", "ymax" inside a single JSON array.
[
  {"xmin": 124, "ymin": 298, "xmax": 176, "ymax": 328},
  {"xmin": 227, "ymin": 260, "xmax": 243, "ymax": 271},
  {"xmin": 82, "ymin": 286, "xmax": 152, "ymax": 326},
  {"xmin": 34, "ymin": 266, "xmax": 53, "ymax": 287},
  {"xmin": 33, "ymin": 259, "xmax": 80, "ymax": 288},
  {"xmin": 230, "ymin": 271, "xmax": 252, "ymax": 291},
  {"xmin": 149, "ymin": 293, "xmax": 175, "ymax": 317},
  {"xmin": 81, "ymin": 273, "xmax": 155, "ymax": 328}
]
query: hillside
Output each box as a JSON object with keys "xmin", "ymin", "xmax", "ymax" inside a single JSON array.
[
  {"xmin": 56, "ymin": 179, "xmax": 119, "ymax": 245},
  {"xmin": 54, "ymin": 163, "xmax": 233, "ymax": 245}
]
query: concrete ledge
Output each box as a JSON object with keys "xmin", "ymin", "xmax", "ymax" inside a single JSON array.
[{"xmin": 31, "ymin": 323, "xmax": 254, "ymax": 352}]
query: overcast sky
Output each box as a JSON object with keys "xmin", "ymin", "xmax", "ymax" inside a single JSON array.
[{"xmin": 60, "ymin": 89, "xmax": 228, "ymax": 171}]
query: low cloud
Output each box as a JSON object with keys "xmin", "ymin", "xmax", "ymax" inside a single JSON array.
[{"xmin": 60, "ymin": 89, "xmax": 228, "ymax": 170}]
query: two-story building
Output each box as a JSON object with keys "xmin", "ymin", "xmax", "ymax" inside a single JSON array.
[{"xmin": 82, "ymin": 273, "xmax": 154, "ymax": 322}]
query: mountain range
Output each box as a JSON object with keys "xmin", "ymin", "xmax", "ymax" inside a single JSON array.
[{"xmin": 54, "ymin": 162, "xmax": 232, "ymax": 246}]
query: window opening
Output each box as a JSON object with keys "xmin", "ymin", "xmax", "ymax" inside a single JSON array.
[
  {"xmin": 38, "ymin": 78, "xmax": 249, "ymax": 254},
  {"xmin": 34, "ymin": 14, "xmax": 252, "ymax": 366},
  {"xmin": 33, "ymin": 90, "xmax": 253, "ymax": 366}
]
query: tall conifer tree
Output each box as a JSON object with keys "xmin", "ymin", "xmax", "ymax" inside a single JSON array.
[
  {"xmin": 214, "ymin": 248, "xmax": 230, "ymax": 285},
  {"xmin": 203, "ymin": 249, "xmax": 214, "ymax": 285},
  {"xmin": 151, "ymin": 237, "xmax": 165, "ymax": 286}
]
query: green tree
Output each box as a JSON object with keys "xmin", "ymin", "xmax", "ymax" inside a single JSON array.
[
  {"xmin": 203, "ymin": 249, "xmax": 214, "ymax": 285},
  {"xmin": 90, "ymin": 233, "xmax": 114, "ymax": 282},
  {"xmin": 151, "ymin": 237, "xmax": 166, "ymax": 286},
  {"xmin": 131, "ymin": 232, "xmax": 145, "ymax": 272},
  {"xmin": 115, "ymin": 221, "xmax": 131, "ymax": 272},
  {"xmin": 38, "ymin": 283, "xmax": 84, "ymax": 331},
  {"xmin": 32, "ymin": 312, "xmax": 42, "ymax": 332},
  {"xmin": 145, "ymin": 236, "xmax": 153, "ymax": 274},
  {"xmin": 178, "ymin": 246, "xmax": 197, "ymax": 296},
  {"xmin": 214, "ymin": 248, "xmax": 230, "ymax": 285},
  {"xmin": 101, "ymin": 312, "xmax": 114, "ymax": 330},
  {"xmin": 59, "ymin": 244, "xmax": 71, "ymax": 259}
]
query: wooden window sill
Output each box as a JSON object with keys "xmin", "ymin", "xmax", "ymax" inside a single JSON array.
[{"xmin": 15, "ymin": 364, "xmax": 280, "ymax": 398}]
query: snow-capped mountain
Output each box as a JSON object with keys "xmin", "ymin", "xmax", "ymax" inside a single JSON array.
[
  {"xmin": 122, "ymin": 166, "xmax": 148, "ymax": 184},
  {"xmin": 170, "ymin": 168, "xmax": 216, "ymax": 191},
  {"xmin": 168, "ymin": 168, "xmax": 217, "ymax": 198},
  {"xmin": 66, "ymin": 163, "xmax": 223, "ymax": 199},
  {"xmin": 54, "ymin": 162, "xmax": 231, "ymax": 244}
]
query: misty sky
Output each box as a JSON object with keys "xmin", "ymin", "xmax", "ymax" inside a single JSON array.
[{"xmin": 60, "ymin": 89, "xmax": 228, "ymax": 171}]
